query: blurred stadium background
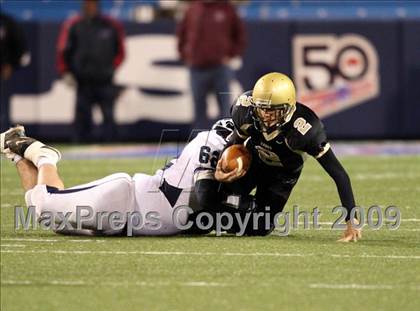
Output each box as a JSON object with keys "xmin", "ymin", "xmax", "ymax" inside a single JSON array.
[{"xmin": 1, "ymin": 0, "xmax": 419, "ymax": 143}]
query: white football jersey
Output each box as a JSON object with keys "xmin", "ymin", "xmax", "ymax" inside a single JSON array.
[
  {"xmin": 162, "ymin": 130, "xmax": 227, "ymax": 189},
  {"xmin": 131, "ymin": 129, "xmax": 229, "ymax": 235}
]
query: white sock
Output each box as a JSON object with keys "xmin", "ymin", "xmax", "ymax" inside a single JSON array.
[
  {"xmin": 24, "ymin": 141, "xmax": 61, "ymax": 168},
  {"xmin": 23, "ymin": 141, "xmax": 45, "ymax": 165},
  {"xmin": 12, "ymin": 154, "xmax": 23, "ymax": 165},
  {"xmin": 36, "ymin": 156, "xmax": 57, "ymax": 169},
  {"xmin": 4, "ymin": 151, "xmax": 22, "ymax": 164}
]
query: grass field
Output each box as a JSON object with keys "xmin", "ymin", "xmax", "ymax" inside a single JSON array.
[{"xmin": 1, "ymin": 152, "xmax": 419, "ymax": 311}]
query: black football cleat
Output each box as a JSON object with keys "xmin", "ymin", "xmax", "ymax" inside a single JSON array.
[
  {"xmin": 6, "ymin": 136, "xmax": 38, "ymax": 158},
  {"xmin": 1, "ymin": 125, "xmax": 61, "ymax": 164},
  {"xmin": 0, "ymin": 125, "xmax": 26, "ymax": 155}
]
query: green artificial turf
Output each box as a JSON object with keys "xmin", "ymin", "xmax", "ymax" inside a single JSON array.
[{"xmin": 1, "ymin": 154, "xmax": 419, "ymax": 311}]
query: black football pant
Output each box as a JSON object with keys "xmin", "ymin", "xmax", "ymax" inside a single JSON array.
[{"xmin": 227, "ymin": 159, "xmax": 302, "ymax": 236}]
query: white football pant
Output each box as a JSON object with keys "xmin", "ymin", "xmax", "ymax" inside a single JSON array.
[{"xmin": 25, "ymin": 172, "xmax": 189, "ymax": 236}]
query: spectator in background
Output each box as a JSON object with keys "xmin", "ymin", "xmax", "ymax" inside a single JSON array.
[
  {"xmin": 177, "ymin": 0, "xmax": 246, "ymax": 130},
  {"xmin": 56, "ymin": 0, "xmax": 125, "ymax": 142},
  {"xmin": 0, "ymin": 13, "xmax": 28, "ymax": 131}
]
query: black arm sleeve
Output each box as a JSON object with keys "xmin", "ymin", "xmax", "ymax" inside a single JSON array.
[
  {"xmin": 226, "ymin": 130, "xmax": 245, "ymax": 148},
  {"xmin": 194, "ymin": 178, "xmax": 237, "ymax": 214},
  {"xmin": 191, "ymin": 178, "xmax": 258, "ymax": 235},
  {"xmin": 316, "ymin": 149, "xmax": 355, "ymax": 221},
  {"xmin": 181, "ymin": 178, "xmax": 221, "ymax": 235},
  {"xmin": 217, "ymin": 129, "xmax": 246, "ymax": 159}
]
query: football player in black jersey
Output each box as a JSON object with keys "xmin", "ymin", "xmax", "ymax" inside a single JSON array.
[{"xmin": 215, "ymin": 72, "xmax": 361, "ymax": 241}]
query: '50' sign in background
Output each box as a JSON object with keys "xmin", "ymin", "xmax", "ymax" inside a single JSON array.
[{"xmin": 292, "ymin": 34, "xmax": 380, "ymax": 118}]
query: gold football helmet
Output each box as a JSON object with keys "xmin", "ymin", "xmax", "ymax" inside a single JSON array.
[{"xmin": 251, "ymin": 72, "xmax": 297, "ymax": 134}]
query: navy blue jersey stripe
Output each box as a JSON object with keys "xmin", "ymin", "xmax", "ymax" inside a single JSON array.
[{"xmin": 46, "ymin": 185, "xmax": 96, "ymax": 194}]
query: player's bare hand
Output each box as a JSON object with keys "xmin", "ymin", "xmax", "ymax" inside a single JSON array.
[
  {"xmin": 215, "ymin": 159, "xmax": 246, "ymax": 183},
  {"xmin": 337, "ymin": 220, "xmax": 362, "ymax": 242}
]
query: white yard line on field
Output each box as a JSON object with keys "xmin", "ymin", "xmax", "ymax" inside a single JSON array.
[
  {"xmin": 309, "ymin": 283, "xmax": 420, "ymax": 290},
  {"xmin": 68, "ymin": 239, "xmax": 106, "ymax": 243},
  {"xmin": 330, "ymin": 254, "xmax": 420, "ymax": 259},
  {"xmin": 399, "ymin": 228, "xmax": 420, "ymax": 231},
  {"xmin": 1, "ymin": 280, "xmax": 228, "ymax": 287},
  {"xmin": 2, "ymin": 280, "xmax": 33, "ymax": 285},
  {"xmin": 182, "ymin": 282, "xmax": 229, "ymax": 287},
  {"xmin": 1, "ymin": 249, "xmax": 419, "ymax": 260},
  {"xmin": 0, "ymin": 238, "xmax": 105, "ymax": 243},
  {"xmin": 304, "ymin": 173, "xmax": 420, "ymax": 181},
  {"xmin": 1, "ymin": 238, "xmax": 59, "ymax": 242},
  {"xmin": 298, "ymin": 219, "xmax": 420, "ymax": 224},
  {"xmin": 0, "ymin": 244, "xmax": 25, "ymax": 247},
  {"xmin": 2, "ymin": 279, "xmax": 418, "ymax": 290},
  {"xmin": 1, "ymin": 191, "xmax": 23, "ymax": 196},
  {"xmin": 302, "ymin": 228, "xmax": 420, "ymax": 231}
]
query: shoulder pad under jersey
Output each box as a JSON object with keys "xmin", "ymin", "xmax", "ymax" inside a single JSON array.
[
  {"xmin": 286, "ymin": 103, "xmax": 329, "ymax": 158},
  {"xmin": 232, "ymin": 91, "xmax": 254, "ymax": 138}
]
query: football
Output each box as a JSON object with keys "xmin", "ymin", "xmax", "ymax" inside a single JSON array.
[{"xmin": 220, "ymin": 144, "xmax": 252, "ymax": 173}]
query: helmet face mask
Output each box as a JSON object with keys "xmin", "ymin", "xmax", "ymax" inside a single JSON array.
[{"xmin": 252, "ymin": 99, "xmax": 294, "ymax": 133}]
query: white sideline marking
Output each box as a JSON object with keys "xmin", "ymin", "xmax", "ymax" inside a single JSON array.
[
  {"xmin": 309, "ymin": 283, "xmax": 420, "ymax": 290},
  {"xmin": 1, "ymin": 280, "xmax": 228, "ymax": 287},
  {"xmin": 1, "ymin": 249, "xmax": 419, "ymax": 260}
]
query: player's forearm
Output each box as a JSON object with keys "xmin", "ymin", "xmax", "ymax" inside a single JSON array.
[
  {"xmin": 194, "ymin": 179, "xmax": 256, "ymax": 234},
  {"xmin": 334, "ymin": 170, "xmax": 355, "ymax": 221},
  {"xmin": 194, "ymin": 178, "xmax": 225, "ymax": 213},
  {"xmin": 317, "ymin": 149, "xmax": 355, "ymax": 220}
]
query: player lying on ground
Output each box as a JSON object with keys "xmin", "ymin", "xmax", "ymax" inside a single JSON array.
[
  {"xmin": 215, "ymin": 72, "xmax": 361, "ymax": 242},
  {"xmin": 1, "ymin": 120, "xmax": 250, "ymax": 236}
]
